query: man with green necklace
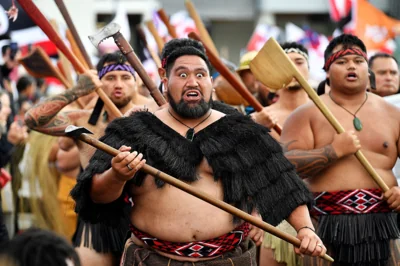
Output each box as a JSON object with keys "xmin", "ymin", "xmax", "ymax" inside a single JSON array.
[{"xmin": 280, "ymin": 34, "xmax": 400, "ymax": 265}]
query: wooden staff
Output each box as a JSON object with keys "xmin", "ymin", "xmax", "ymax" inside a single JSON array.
[
  {"xmin": 49, "ymin": 19, "xmax": 75, "ymax": 88},
  {"xmin": 189, "ymin": 32, "xmax": 282, "ymax": 135},
  {"xmin": 136, "ymin": 25, "xmax": 161, "ymax": 68},
  {"xmin": 66, "ymin": 29, "xmax": 89, "ymax": 70},
  {"xmin": 17, "ymin": 0, "xmax": 123, "ymax": 118},
  {"xmin": 66, "ymin": 125, "xmax": 333, "ymax": 263},
  {"xmin": 185, "ymin": 0, "xmax": 219, "ymax": 57},
  {"xmin": 250, "ymin": 37, "xmax": 389, "ymax": 192},
  {"xmin": 145, "ymin": 20, "xmax": 165, "ymax": 54},
  {"xmin": 56, "ymin": 49, "xmax": 74, "ymax": 88},
  {"xmin": 157, "ymin": 8, "xmax": 178, "ymax": 39},
  {"xmin": 54, "ymin": 0, "xmax": 94, "ymax": 69}
]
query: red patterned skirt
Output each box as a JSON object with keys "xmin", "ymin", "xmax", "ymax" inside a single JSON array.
[
  {"xmin": 129, "ymin": 223, "xmax": 250, "ymax": 258},
  {"xmin": 307, "ymin": 188, "xmax": 400, "ymax": 266}
]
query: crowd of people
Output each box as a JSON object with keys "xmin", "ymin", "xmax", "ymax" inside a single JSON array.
[{"xmin": 0, "ymin": 30, "xmax": 399, "ymax": 266}]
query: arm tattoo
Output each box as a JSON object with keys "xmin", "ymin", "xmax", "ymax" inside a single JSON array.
[
  {"xmin": 24, "ymin": 89, "xmax": 81, "ymax": 136},
  {"xmin": 284, "ymin": 143, "xmax": 338, "ymax": 179}
]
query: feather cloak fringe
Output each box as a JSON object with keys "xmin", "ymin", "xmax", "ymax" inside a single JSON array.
[
  {"xmin": 71, "ymin": 108, "xmax": 313, "ymax": 252},
  {"xmin": 317, "ymin": 212, "xmax": 400, "ymax": 265}
]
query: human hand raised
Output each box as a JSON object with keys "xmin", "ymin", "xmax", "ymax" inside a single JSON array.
[
  {"xmin": 72, "ymin": 70, "xmax": 102, "ymax": 98},
  {"xmin": 250, "ymin": 107, "xmax": 278, "ymax": 129}
]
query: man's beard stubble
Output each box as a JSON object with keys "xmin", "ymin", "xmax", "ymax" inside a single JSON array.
[
  {"xmin": 287, "ymin": 81, "xmax": 302, "ymax": 91},
  {"xmin": 168, "ymin": 91, "xmax": 213, "ymax": 119},
  {"xmin": 113, "ymin": 95, "xmax": 132, "ymax": 109}
]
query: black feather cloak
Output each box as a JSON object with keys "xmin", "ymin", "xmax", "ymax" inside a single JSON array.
[{"xmin": 71, "ymin": 107, "xmax": 312, "ymax": 253}]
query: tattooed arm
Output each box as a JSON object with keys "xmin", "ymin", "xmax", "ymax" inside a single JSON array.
[
  {"xmin": 24, "ymin": 72, "xmax": 99, "ymax": 136},
  {"xmin": 283, "ymin": 141, "xmax": 338, "ymax": 179},
  {"xmin": 280, "ymin": 103, "xmax": 360, "ymax": 179},
  {"xmin": 282, "ymin": 131, "xmax": 361, "ymax": 179}
]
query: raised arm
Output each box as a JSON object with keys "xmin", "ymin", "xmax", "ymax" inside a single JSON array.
[
  {"xmin": 24, "ymin": 71, "xmax": 100, "ymax": 136},
  {"xmin": 281, "ymin": 105, "xmax": 360, "ymax": 179}
]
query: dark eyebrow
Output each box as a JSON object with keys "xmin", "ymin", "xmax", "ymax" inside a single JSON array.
[
  {"xmin": 174, "ymin": 66, "xmax": 208, "ymax": 72},
  {"xmin": 195, "ymin": 67, "xmax": 208, "ymax": 72},
  {"xmin": 174, "ymin": 66, "xmax": 189, "ymax": 72}
]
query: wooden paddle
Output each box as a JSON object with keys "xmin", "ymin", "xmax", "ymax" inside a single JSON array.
[
  {"xmin": 18, "ymin": 46, "xmax": 71, "ymax": 89},
  {"xmin": 250, "ymin": 37, "xmax": 389, "ymax": 192}
]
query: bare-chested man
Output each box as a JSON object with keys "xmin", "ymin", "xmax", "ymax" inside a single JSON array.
[
  {"xmin": 259, "ymin": 42, "xmax": 310, "ymax": 266},
  {"xmin": 70, "ymin": 38, "xmax": 327, "ymax": 265},
  {"xmin": 25, "ymin": 51, "xmax": 148, "ymax": 266},
  {"xmin": 281, "ymin": 34, "xmax": 400, "ymax": 266}
]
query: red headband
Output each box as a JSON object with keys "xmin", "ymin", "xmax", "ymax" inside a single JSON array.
[{"xmin": 324, "ymin": 48, "xmax": 367, "ymax": 71}]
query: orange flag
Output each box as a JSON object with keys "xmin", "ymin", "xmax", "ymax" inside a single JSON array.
[{"xmin": 355, "ymin": 0, "xmax": 400, "ymax": 52}]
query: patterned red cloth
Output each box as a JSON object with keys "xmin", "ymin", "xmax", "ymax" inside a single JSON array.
[
  {"xmin": 129, "ymin": 222, "xmax": 250, "ymax": 258},
  {"xmin": 310, "ymin": 188, "xmax": 392, "ymax": 216}
]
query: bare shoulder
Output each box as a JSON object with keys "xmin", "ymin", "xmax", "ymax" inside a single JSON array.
[
  {"xmin": 73, "ymin": 109, "xmax": 93, "ymax": 126},
  {"xmin": 375, "ymin": 93, "xmax": 400, "ymax": 116},
  {"xmin": 284, "ymin": 100, "xmax": 316, "ymax": 126}
]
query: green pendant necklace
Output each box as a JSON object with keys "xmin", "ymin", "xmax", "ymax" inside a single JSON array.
[
  {"xmin": 328, "ymin": 92, "xmax": 368, "ymax": 131},
  {"xmin": 167, "ymin": 109, "xmax": 213, "ymax": 141}
]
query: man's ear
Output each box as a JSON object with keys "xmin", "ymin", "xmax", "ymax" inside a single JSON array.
[
  {"xmin": 158, "ymin": 67, "xmax": 166, "ymax": 79},
  {"xmin": 161, "ymin": 75, "xmax": 168, "ymax": 95}
]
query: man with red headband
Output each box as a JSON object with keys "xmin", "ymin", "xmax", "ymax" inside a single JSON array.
[{"xmin": 281, "ymin": 34, "xmax": 400, "ymax": 265}]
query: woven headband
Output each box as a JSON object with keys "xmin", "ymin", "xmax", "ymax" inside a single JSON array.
[
  {"xmin": 98, "ymin": 64, "xmax": 135, "ymax": 80},
  {"xmin": 324, "ymin": 48, "xmax": 367, "ymax": 71},
  {"xmin": 284, "ymin": 48, "xmax": 309, "ymax": 61}
]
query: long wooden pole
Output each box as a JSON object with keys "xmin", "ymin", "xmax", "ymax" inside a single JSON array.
[
  {"xmin": 157, "ymin": 8, "xmax": 178, "ymax": 39},
  {"xmin": 136, "ymin": 25, "xmax": 162, "ymax": 68},
  {"xmin": 66, "ymin": 29, "xmax": 89, "ymax": 70},
  {"xmin": 145, "ymin": 20, "xmax": 165, "ymax": 54},
  {"xmin": 185, "ymin": 0, "xmax": 219, "ymax": 56},
  {"xmin": 54, "ymin": 0, "xmax": 94, "ymax": 69}
]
